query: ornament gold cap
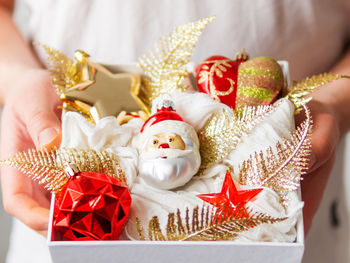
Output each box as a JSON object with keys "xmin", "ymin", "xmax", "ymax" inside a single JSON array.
[
  {"xmin": 64, "ymin": 163, "xmax": 79, "ymax": 178},
  {"xmin": 74, "ymin": 50, "xmax": 90, "ymax": 62}
]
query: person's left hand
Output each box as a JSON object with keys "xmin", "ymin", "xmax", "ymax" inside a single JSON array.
[{"xmin": 297, "ymin": 97, "xmax": 340, "ymax": 234}]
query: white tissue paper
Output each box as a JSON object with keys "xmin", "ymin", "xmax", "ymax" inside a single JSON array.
[{"xmin": 60, "ymin": 91, "xmax": 303, "ymax": 243}]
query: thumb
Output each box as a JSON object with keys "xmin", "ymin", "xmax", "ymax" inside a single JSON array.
[
  {"xmin": 19, "ymin": 80, "xmax": 62, "ymax": 150},
  {"xmin": 27, "ymin": 110, "xmax": 61, "ymax": 149}
]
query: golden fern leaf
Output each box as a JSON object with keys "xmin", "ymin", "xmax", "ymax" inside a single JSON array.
[
  {"xmin": 138, "ymin": 16, "xmax": 215, "ymax": 110},
  {"xmin": 58, "ymin": 147, "xmax": 126, "ymax": 183},
  {"xmin": 197, "ymin": 104, "xmax": 279, "ymax": 174},
  {"xmin": 0, "ymin": 147, "xmax": 125, "ymax": 193},
  {"xmin": 37, "ymin": 43, "xmax": 79, "ymax": 94},
  {"xmin": 0, "ymin": 148, "xmax": 68, "ymax": 192},
  {"xmin": 137, "ymin": 205, "xmax": 285, "ymax": 241},
  {"xmin": 239, "ymin": 104, "xmax": 312, "ymax": 206},
  {"xmin": 183, "ymin": 209, "xmax": 285, "ymax": 241},
  {"xmin": 287, "ymin": 73, "xmax": 350, "ymax": 112},
  {"xmin": 148, "ymin": 216, "xmax": 166, "ymax": 241},
  {"xmin": 135, "ymin": 217, "xmax": 146, "ymax": 241}
]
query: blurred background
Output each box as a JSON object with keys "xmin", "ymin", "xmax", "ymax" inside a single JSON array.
[{"xmin": 0, "ymin": 190, "xmax": 11, "ymax": 262}]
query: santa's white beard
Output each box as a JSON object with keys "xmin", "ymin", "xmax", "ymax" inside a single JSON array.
[{"xmin": 138, "ymin": 148, "xmax": 201, "ymax": 190}]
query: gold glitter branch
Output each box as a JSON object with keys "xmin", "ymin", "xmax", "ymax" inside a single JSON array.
[
  {"xmin": 137, "ymin": 206, "xmax": 285, "ymax": 241},
  {"xmin": 0, "ymin": 148, "xmax": 67, "ymax": 192},
  {"xmin": 287, "ymin": 73, "xmax": 350, "ymax": 112},
  {"xmin": 239, "ymin": 105, "xmax": 312, "ymax": 206},
  {"xmin": 138, "ymin": 16, "xmax": 215, "ymax": 112},
  {"xmin": 37, "ymin": 43, "xmax": 79, "ymax": 95},
  {"xmin": 197, "ymin": 104, "xmax": 279, "ymax": 174},
  {"xmin": 0, "ymin": 147, "xmax": 125, "ymax": 193}
]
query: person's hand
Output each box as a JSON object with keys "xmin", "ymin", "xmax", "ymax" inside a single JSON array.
[
  {"xmin": 0, "ymin": 68, "xmax": 61, "ymax": 236},
  {"xmin": 297, "ymin": 94, "xmax": 341, "ymax": 235}
]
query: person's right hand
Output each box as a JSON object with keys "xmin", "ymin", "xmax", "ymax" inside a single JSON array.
[{"xmin": 0, "ymin": 68, "xmax": 61, "ymax": 236}]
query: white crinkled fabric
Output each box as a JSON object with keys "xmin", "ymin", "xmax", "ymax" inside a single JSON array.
[{"xmin": 61, "ymin": 91, "xmax": 303, "ymax": 242}]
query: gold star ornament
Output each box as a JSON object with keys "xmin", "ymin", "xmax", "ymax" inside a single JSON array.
[{"xmin": 41, "ymin": 44, "xmax": 142, "ymax": 123}]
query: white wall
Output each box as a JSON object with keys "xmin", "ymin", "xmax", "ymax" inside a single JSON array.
[
  {"xmin": 0, "ymin": 184, "xmax": 12, "ymax": 262},
  {"xmin": 0, "ymin": 105, "xmax": 11, "ymax": 263}
]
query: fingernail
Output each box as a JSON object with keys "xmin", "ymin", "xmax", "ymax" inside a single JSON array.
[{"xmin": 38, "ymin": 128, "xmax": 58, "ymax": 147}]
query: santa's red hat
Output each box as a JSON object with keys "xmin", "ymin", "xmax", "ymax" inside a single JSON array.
[{"xmin": 135, "ymin": 94, "xmax": 199, "ymax": 151}]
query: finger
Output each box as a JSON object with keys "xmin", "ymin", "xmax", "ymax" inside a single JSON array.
[
  {"xmin": 2, "ymin": 188, "xmax": 50, "ymax": 232},
  {"xmin": 296, "ymin": 100, "xmax": 339, "ymax": 173},
  {"xmin": 15, "ymin": 74, "xmax": 61, "ymax": 149},
  {"xmin": 301, "ymin": 154, "xmax": 335, "ymax": 235},
  {"xmin": 1, "ymin": 104, "xmax": 50, "ymax": 232},
  {"xmin": 1, "ymin": 165, "xmax": 51, "ymax": 232},
  {"xmin": 309, "ymin": 106, "xmax": 339, "ymax": 172}
]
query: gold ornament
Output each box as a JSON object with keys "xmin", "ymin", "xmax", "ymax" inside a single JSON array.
[
  {"xmin": 38, "ymin": 43, "xmax": 78, "ymax": 95},
  {"xmin": 236, "ymin": 56, "xmax": 284, "ymax": 108},
  {"xmin": 0, "ymin": 147, "xmax": 125, "ymax": 193},
  {"xmin": 235, "ymin": 48, "xmax": 250, "ymax": 61},
  {"xmin": 197, "ymin": 103, "xmax": 280, "ymax": 175},
  {"xmin": 39, "ymin": 44, "xmax": 142, "ymax": 123},
  {"xmin": 116, "ymin": 110, "xmax": 149, "ymax": 125},
  {"xmin": 136, "ymin": 205, "xmax": 285, "ymax": 241},
  {"xmin": 287, "ymin": 73, "xmax": 350, "ymax": 113},
  {"xmin": 137, "ymin": 16, "xmax": 216, "ymax": 114},
  {"xmin": 239, "ymin": 104, "xmax": 312, "ymax": 207}
]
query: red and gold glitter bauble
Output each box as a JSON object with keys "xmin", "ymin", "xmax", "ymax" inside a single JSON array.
[
  {"xmin": 52, "ymin": 172, "xmax": 131, "ymax": 241},
  {"xmin": 236, "ymin": 56, "xmax": 284, "ymax": 108},
  {"xmin": 197, "ymin": 55, "xmax": 284, "ymax": 109},
  {"xmin": 196, "ymin": 56, "xmax": 239, "ymax": 109}
]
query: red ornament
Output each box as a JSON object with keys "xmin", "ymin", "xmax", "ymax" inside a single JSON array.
[
  {"xmin": 197, "ymin": 171, "xmax": 262, "ymax": 218},
  {"xmin": 140, "ymin": 106, "xmax": 184, "ymax": 133},
  {"xmin": 197, "ymin": 55, "xmax": 284, "ymax": 109},
  {"xmin": 196, "ymin": 56, "xmax": 240, "ymax": 109},
  {"xmin": 52, "ymin": 172, "xmax": 131, "ymax": 241}
]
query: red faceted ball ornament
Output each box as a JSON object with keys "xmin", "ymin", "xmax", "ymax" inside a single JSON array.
[{"xmin": 52, "ymin": 172, "xmax": 131, "ymax": 241}]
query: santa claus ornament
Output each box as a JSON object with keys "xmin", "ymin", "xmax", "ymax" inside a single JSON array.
[{"xmin": 134, "ymin": 94, "xmax": 201, "ymax": 190}]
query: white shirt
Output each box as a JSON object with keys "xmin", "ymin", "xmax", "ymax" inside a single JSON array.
[{"xmin": 23, "ymin": 0, "xmax": 350, "ymax": 80}]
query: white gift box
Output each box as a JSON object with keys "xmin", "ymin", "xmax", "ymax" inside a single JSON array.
[
  {"xmin": 47, "ymin": 62, "xmax": 305, "ymax": 263},
  {"xmin": 47, "ymin": 196, "xmax": 304, "ymax": 263}
]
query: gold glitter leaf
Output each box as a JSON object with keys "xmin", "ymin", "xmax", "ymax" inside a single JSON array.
[
  {"xmin": 198, "ymin": 104, "xmax": 279, "ymax": 174},
  {"xmin": 37, "ymin": 43, "xmax": 79, "ymax": 95},
  {"xmin": 239, "ymin": 104, "xmax": 312, "ymax": 206},
  {"xmin": 287, "ymin": 73, "xmax": 350, "ymax": 112},
  {"xmin": 138, "ymin": 16, "xmax": 215, "ymax": 112},
  {"xmin": 0, "ymin": 147, "xmax": 125, "ymax": 193},
  {"xmin": 137, "ymin": 205, "xmax": 285, "ymax": 241}
]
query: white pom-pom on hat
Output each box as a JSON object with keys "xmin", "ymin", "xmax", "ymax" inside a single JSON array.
[{"xmin": 151, "ymin": 94, "xmax": 176, "ymax": 114}]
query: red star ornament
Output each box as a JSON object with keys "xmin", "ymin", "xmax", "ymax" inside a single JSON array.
[{"xmin": 197, "ymin": 171, "xmax": 263, "ymax": 218}]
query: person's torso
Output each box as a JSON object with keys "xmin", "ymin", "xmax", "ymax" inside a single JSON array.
[{"xmin": 21, "ymin": 0, "xmax": 350, "ymax": 79}]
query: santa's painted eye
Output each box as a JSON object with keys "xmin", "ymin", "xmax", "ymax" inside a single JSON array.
[
  {"xmin": 169, "ymin": 138, "xmax": 173, "ymax": 142},
  {"xmin": 153, "ymin": 140, "xmax": 158, "ymax": 145}
]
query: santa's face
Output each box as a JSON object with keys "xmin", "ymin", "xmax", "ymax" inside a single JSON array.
[
  {"xmin": 145, "ymin": 133, "xmax": 185, "ymax": 152},
  {"xmin": 138, "ymin": 132, "xmax": 201, "ymax": 189}
]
